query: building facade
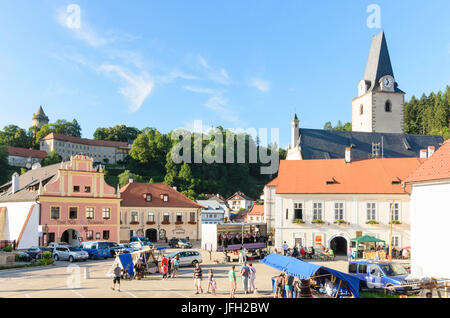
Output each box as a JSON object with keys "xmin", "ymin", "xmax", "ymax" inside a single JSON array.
[
  {"xmin": 39, "ymin": 155, "xmax": 121, "ymax": 245},
  {"xmin": 226, "ymin": 192, "xmax": 254, "ymax": 211},
  {"xmin": 405, "ymin": 140, "xmax": 450, "ymax": 279},
  {"xmin": 7, "ymin": 146, "xmax": 48, "ymax": 168},
  {"xmin": 265, "ymin": 154, "xmax": 425, "ymax": 254},
  {"xmin": 120, "ymin": 182, "xmax": 203, "ymax": 242},
  {"xmin": 197, "ymin": 199, "xmax": 229, "ymax": 224},
  {"xmin": 40, "ymin": 133, "xmax": 130, "ymax": 164},
  {"xmin": 246, "ymin": 204, "xmax": 265, "ymax": 223}
]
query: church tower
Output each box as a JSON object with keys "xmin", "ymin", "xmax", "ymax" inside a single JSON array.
[
  {"xmin": 287, "ymin": 113, "xmax": 302, "ymax": 160},
  {"xmin": 32, "ymin": 105, "xmax": 49, "ymax": 129},
  {"xmin": 352, "ymin": 31, "xmax": 405, "ymax": 133}
]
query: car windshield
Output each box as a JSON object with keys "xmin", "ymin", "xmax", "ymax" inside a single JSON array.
[
  {"xmin": 98, "ymin": 243, "xmax": 109, "ymax": 249},
  {"xmin": 121, "ymin": 244, "xmax": 130, "ymax": 248},
  {"xmin": 167, "ymin": 252, "xmax": 178, "ymax": 258},
  {"xmin": 69, "ymin": 247, "xmax": 81, "ymax": 252},
  {"xmin": 380, "ymin": 264, "xmax": 408, "ymax": 276},
  {"xmin": 179, "ymin": 239, "xmax": 187, "ymax": 242}
]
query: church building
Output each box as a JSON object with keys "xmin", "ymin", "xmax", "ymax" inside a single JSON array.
[{"xmin": 287, "ymin": 31, "xmax": 443, "ymax": 161}]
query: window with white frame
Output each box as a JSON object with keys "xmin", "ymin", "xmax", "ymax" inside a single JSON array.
[
  {"xmin": 392, "ymin": 235, "xmax": 400, "ymax": 247},
  {"xmin": 334, "ymin": 202, "xmax": 344, "ymax": 220},
  {"xmin": 163, "ymin": 212, "xmax": 170, "ymax": 223},
  {"xmin": 131, "ymin": 211, "xmax": 139, "ymax": 223},
  {"xmin": 366, "ymin": 202, "xmax": 377, "ymax": 221},
  {"xmin": 147, "ymin": 212, "xmax": 154, "ymax": 222},
  {"xmin": 390, "ymin": 202, "xmax": 400, "ymax": 221},
  {"xmin": 176, "ymin": 212, "xmax": 183, "ymax": 222},
  {"xmin": 313, "ymin": 202, "xmax": 323, "ymax": 220},
  {"xmin": 86, "ymin": 207, "xmax": 94, "ymax": 220},
  {"xmin": 294, "ymin": 203, "xmax": 303, "ymax": 220},
  {"xmin": 102, "ymin": 208, "xmax": 111, "ymax": 220}
]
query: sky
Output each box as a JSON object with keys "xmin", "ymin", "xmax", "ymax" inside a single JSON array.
[{"xmin": 0, "ymin": 0, "xmax": 449, "ymax": 148}]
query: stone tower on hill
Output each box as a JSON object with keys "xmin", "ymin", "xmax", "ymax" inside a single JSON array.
[{"xmin": 32, "ymin": 106, "xmax": 49, "ymax": 129}]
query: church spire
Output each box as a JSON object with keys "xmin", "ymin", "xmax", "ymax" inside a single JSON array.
[{"xmin": 363, "ymin": 31, "xmax": 394, "ymax": 92}]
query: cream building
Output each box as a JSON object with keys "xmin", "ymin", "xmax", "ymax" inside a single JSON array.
[{"xmin": 265, "ymin": 152, "xmax": 426, "ymax": 254}]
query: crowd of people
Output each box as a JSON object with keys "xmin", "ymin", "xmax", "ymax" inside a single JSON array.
[{"xmin": 218, "ymin": 231, "xmax": 268, "ymax": 246}]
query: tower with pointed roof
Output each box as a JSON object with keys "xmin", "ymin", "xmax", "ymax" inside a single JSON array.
[
  {"xmin": 32, "ymin": 106, "xmax": 49, "ymax": 129},
  {"xmin": 352, "ymin": 31, "xmax": 405, "ymax": 133},
  {"xmin": 287, "ymin": 113, "xmax": 302, "ymax": 160}
]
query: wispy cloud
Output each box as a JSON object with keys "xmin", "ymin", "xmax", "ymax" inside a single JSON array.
[
  {"xmin": 198, "ymin": 56, "xmax": 231, "ymax": 85},
  {"xmin": 99, "ymin": 63, "xmax": 154, "ymax": 112},
  {"xmin": 250, "ymin": 77, "xmax": 271, "ymax": 92},
  {"xmin": 182, "ymin": 86, "xmax": 216, "ymax": 94}
]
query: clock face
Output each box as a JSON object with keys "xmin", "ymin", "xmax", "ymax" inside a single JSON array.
[{"xmin": 383, "ymin": 77, "xmax": 393, "ymax": 88}]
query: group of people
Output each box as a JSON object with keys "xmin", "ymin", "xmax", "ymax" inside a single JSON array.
[
  {"xmin": 279, "ymin": 242, "xmax": 318, "ymax": 259},
  {"xmin": 274, "ymin": 272, "xmax": 337, "ymax": 298},
  {"xmin": 159, "ymin": 254, "xmax": 180, "ymax": 279},
  {"xmin": 191, "ymin": 262, "xmax": 257, "ymax": 297},
  {"xmin": 218, "ymin": 231, "xmax": 267, "ymax": 246}
]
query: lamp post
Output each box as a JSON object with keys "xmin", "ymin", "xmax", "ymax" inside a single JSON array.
[{"xmin": 388, "ymin": 201, "xmax": 394, "ymax": 261}]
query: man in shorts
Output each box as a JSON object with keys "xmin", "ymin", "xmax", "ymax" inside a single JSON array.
[
  {"xmin": 112, "ymin": 263, "xmax": 122, "ymax": 292},
  {"xmin": 193, "ymin": 263, "xmax": 203, "ymax": 294}
]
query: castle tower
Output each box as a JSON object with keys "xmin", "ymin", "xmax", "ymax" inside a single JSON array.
[
  {"xmin": 352, "ymin": 31, "xmax": 405, "ymax": 133},
  {"xmin": 32, "ymin": 106, "xmax": 49, "ymax": 129}
]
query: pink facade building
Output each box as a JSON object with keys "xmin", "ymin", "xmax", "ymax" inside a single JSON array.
[{"xmin": 40, "ymin": 155, "xmax": 121, "ymax": 245}]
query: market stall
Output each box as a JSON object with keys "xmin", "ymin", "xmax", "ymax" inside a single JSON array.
[
  {"xmin": 350, "ymin": 235, "xmax": 386, "ymax": 259},
  {"xmin": 107, "ymin": 249, "xmax": 158, "ymax": 280},
  {"xmin": 261, "ymin": 253, "xmax": 360, "ymax": 298}
]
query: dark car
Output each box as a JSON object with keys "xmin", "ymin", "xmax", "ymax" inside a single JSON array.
[
  {"xmin": 104, "ymin": 242, "xmax": 124, "ymax": 257},
  {"xmin": 26, "ymin": 246, "xmax": 53, "ymax": 259},
  {"xmin": 168, "ymin": 238, "xmax": 179, "ymax": 248}
]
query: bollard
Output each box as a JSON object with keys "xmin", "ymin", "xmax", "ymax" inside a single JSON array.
[{"xmin": 84, "ymin": 267, "xmax": 90, "ymax": 280}]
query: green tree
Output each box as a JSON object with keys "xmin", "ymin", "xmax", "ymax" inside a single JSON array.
[
  {"xmin": 41, "ymin": 150, "xmax": 62, "ymax": 167},
  {"xmin": 35, "ymin": 119, "xmax": 82, "ymax": 144},
  {"xmin": 93, "ymin": 125, "xmax": 140, "ymax": 142},
  {"xmin": 0, "ymin": 146, "xmax": 9, "ymax": 185},
  {"xmin": 0, "ymin": 125, "xmax": 33, "ymax": 148},
  {"xmin": 118, "ymin": 170, "xmax": 144, "ymax": 188}
]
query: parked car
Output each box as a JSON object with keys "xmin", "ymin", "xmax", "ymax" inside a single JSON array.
[
  {"xmin": 53, "ymin": 246, "xmax": 89, "ymax": 262},
  {"xmin": 15, "ymin": 251, "xmax": 32, "ymax": 262},
  {"xmin": 48, "ymin": 242, "xmax": 70, "ymax": 253},
  {"xmin": 348, "ymin": 261, "xmax": 420, "ymax": 295},
  {"xmin": 80, "ymin": 241, "xmax": 111, "ymax": 259},
  {"xmin": 25, "ymin": 246, "xmax": 52, "ymax": 259},
  {"xmin": 129, "ymin": 236, "xmax": 152, "ymax": 245},
  {"xmin": 118, "ymin": 243, "xmax": 136, "ymax": 254},
  {"xmin": 176, "ymin": 238, "xmax": 193, "ymax": 249},
  {"xmin": 167, "ymin": 250, "xmax": 202, "ymax": 267},
  {"xmin": 168, "ymin": 237, "xmax": 179, "ymax": 248},
  {"xmin": 104, "ymin": 242, "xmax": 124, "ymax": 257},
  {"xmin": 129, "ymin": 241, "xmax": 152, "ymax": 251}
]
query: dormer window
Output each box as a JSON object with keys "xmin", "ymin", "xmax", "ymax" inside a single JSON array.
[
  {"xmin": 145, "ymin": 194, "xmax": 152, "ymax": 202},
  {"xmin": 161, "ymin": 194, "xmax": 168, "ymax": 202}
]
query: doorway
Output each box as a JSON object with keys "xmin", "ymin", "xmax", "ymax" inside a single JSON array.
[
  {"xmin": 330, "ymin": 236, "xmax": 348, "ymax": 255},
  {"xmin": 146, "ymin": 228, "xmax": 158, "ymax": 242}
]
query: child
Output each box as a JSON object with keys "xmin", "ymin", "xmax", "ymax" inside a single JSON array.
[{"xmin": 207, "ymin": 269, "xmax": 217, "ymax": 295}]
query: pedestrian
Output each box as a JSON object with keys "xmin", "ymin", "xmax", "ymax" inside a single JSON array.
[
  {"xmin": 111, "ymin": 263, "xmax": 122, "ymax": 292},
  {"xmin": 248, "ymin": 263, "xmax": 256, "ymax": 293},
  {"xmin": 238, "ymin": 248, "xmax": 244, "ymax": 263},
  {"xmin": 161, "ymin": 255, "xmax": 168, "ymax": 280},
  {"xmin": 207, "ymin": 269, "xmax": 217, "ymax": 295},
  {"xmin": 240, "ymin": 262, "xmax": 250, "ymax": 294},
  {"xmin": 284, "ymin": 274, "xmax": 294, "ymax": 298},
  {"xmin": 283, "ymin": 241, "xmax": 288, "ymax": 255},
  {"xmin": 274, "ymin": 273, "xmax": 285, "ymax": 298},
  {"xmin": 167, "ymin": 256, "xmax": 172, "ymax": 278},
  {"xmin": 172, "ymin": 255, "xmax": 179, "ymax": 278},
  {"xmin": 229, "ymin": 265, "xmax": 237, "ymax": 298},
  {"xmin": 193, "ymin": 263, "xmax": 203, "ymax": 294}
]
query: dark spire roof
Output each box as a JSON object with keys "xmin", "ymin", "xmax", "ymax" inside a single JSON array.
[
  {"xmin": 363, "ymin": 31, "xmax": 394, "ymax": 92},
  {"xmin": 34, "ymin": 105, "xmax": 48, "ymax": 119},
  {"xmin": 293, "ymin": 113, "xmax": 298, "ymax": 121}
]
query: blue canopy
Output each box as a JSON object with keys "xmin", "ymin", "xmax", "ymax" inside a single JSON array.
[
  {"xmin": 118, "ymin": 253, "xmax": 134, "ymax": 276},
  {"xmin": 261, "ymin": 253, "xmax": 360, "ymax": 298}
]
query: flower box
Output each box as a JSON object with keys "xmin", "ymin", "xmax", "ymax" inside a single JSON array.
[
  {"xmin": 334, "ymin": 219, "xmax": 348, "ymax": 225},
  {"xmin": 366, "ymin": 220, "xmax": 379, "ymax": 225},
  {"xmin": 293, "ymin": 219, "xmax": 305, "ymax": 224},
  {"xmin": 175, "ymin": 222, "xmax": 184, "ymax": 225},
  {"xmin": 188, "ymin": 221, "xmax": 197, "ymax": 225},
  {"xmin": 390, "ymin": 220, "xmax": 402, "ymax": 225},
  {"xmin": 161, "ymin": 221, "xmax": 170, "ymax": 225},
  {"xmin": 146, "ymin": 222, "xmax": 156, "ymax": 225},
  {"xmin": 130, "ymin": 222, "xmax": 139, "ymax": 225},
  {"xmin": 312, "ymin": 219, "xmax": 325, "ymax": 224}
]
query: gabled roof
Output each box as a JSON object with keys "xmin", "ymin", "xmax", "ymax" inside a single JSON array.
[
  {"xmin": 248, "ymin": 204, "xmax": 264, "ymax": 216},
  {"xmin": 405, "ymin": 140, "xmax": 450, "ymax": 183},
  {"xmin": 226, "ymin": 192, "xmax": 254, "ymax": 202},
  {"xmin": 298, "ymin": 128, "xmax": 443, "ymax": 160},
  {"xmin": 42, "ymin": 133, "xmax": 129, "ymax": 148},
  {"xmin": 7, "ymin": 146, "xmax": 48, "ymax": 159},
  {"xmin": 120, "ymin": 182, "xmax": 203, "ymax": 208},
  {"xmin": 196, "ymin": 200, "xmax": 227, "ymax": 212},
  {"xmin": 275, "ymin": 157, "xmax": 424, "ymax": 194}
]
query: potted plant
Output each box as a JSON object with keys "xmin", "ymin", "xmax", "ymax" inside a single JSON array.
[
  {"xmin": 390, "ymin": 220, "xmax": 402, "ymax": 225},
  {"xmin": 188, "ymin": 221, "xmax": 197, "ymax": 225},
  {"xmin": 146, "ymin": 221, "xmax": 156, "ymax": 225},
  {"xmin": 161, "ymin": 221, "xmax": 170, "ymax": 225},
  {"xmin": 334, "ymin": 219, "xmax": 347, "ymax": 225},
  {"xmin": 130, "ymin": 221, "xmax": 139, "ymax": 225},
  {"xmin": 312, "ymin": 219, "xmax": 325, "ymax": 224},
  {"xmin": 293, "ymin": 219, "xmax": 305, "ymax": 224},
  {"xmin": 366, "ymin": 220, "xmax": 379, "ymax": 225},
  {"xmin": 175, "ymin": 221, "xmax": 184, "ymax": 225}
]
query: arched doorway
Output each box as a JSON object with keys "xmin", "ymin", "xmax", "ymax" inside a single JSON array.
[
  {"xmin": 61, "ymin": 229, "xmax": 81, "ymax": 246},
  {"xmin": 329, "ymin": 236, "xmax": 348, "ymax": 255},
  {"xmin": 146, "ymin": 229, "xmax": 157, "ymax": 242}
]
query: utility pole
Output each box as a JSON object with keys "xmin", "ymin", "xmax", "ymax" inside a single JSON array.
[{"xmin": 388, "ymin": 201, "xmax": 394, "ymax": 261}]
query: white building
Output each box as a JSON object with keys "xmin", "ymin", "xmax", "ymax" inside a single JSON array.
[
  {"xmin": 226, "ymin": 192, "xmax": 254, "ymax": 211},
  {"xmin": 265, "ymin": 150, "xmax": 425, "ymax": 254},
  {"xmin": 197, "ymin": 199, "xmax": 229, "ymax": 224},
  {"xmin": 405, "ymin": 141, "xmax": 450, "ymax": 279},
  {"xmin": 7, "ymin": 146, "xmax": 48, "ymax": 168},
  {"xmin": 40, "ymin": 133, "xmax": 131, "ymax": 164}
]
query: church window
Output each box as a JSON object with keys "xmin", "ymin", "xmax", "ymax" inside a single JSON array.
[{"xmin": 385, "ymin": 100, "xmax": 392, "ymax": 112}]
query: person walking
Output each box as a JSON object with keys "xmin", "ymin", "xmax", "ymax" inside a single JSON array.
[
  {"xmin": 284, "ymin": 274, "xmax": 294, "ymax": 298},
  {"xmin": 274, "ymin": 273, "xmax": 285, "ymax": 298},
  {"xmin": 167, "ymin": 256, "xmax": 172, "ymax": 278},
  {"xmin": 161, "ymin": 255, "xmax": 168, "ymax": 280},
  {"xmin": 283, "ymin": 242, "xmax": 288, "ymax": 256},
  {"xmin": 238, "ymin": 248, "xmax": 244, "ymax": 263},
  {"xmin": 207, "ymin": 269, "xmax": 217, "ymax": 295},
  {"xmin": 240, "ymin": 262, "xmax": 250, "ymax": 294},
  {"xmin": 229, "ymin": 265, "xmax": 237, "ymax": 298},
  {"xmin": 111, "ymin": 263, "xmax": 122, "ymax": 292},
  {"xmin": 193, "ymin": 263, "xmax": 203, "ymax": 294},
  {"xmin": 248, "ymin": 263, "xmax": 256, "ymax": 293},
  {"xmin": 172, "ymin": 255, "xmax": 179, "ymax": 278}
]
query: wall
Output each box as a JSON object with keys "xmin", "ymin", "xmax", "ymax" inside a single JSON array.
[
  {"xmin": 1, "ymin": 201, "xmax": 38, "ymax": 249},
  {"xmin": 410, "ymin": 181, "xmax": 450, "ymax": 278},
  {"xmin": 372, "ymin": 92, "xmax": 404, "ymax": 133},
  {"xmin": 352, "ymin": 92, "xmax": 373, "ymax": 132},
  {"xmin": 201, "ymin": 223, "xmax": 218, "ymax": 251}
]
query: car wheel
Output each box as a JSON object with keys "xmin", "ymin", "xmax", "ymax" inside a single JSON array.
[
  {"xmin": 386, "ymin": 284, "xmax": 396, "ymax": 294},
  {"xmin": 54, "ymin": 254, "xmax": 59, "ymax": 261},
  {"xmin": 192, "ymin": 260, "xmax": 198, "ymax": 267},
  {"xmin": 69, "ymin": 256, "xmax": 74, "ymax": 263}
]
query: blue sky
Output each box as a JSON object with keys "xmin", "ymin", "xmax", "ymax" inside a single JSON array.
[{"xmin": 0, "ymin": 0, "xmax": 449, "ymax": 148}]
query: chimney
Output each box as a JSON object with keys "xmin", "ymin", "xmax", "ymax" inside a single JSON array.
[
  {"xmin": 11, "ymin": 172, "xmax": 19, "ymax": 194},
  {"xmin": 129, "ymin": 178, "xmax": 134, "ymax": 183},
  {"xmin": 173, "ymin": 186, "xmax": 177, "ymax": 191},
  {"xmin": 427, "ymin": 146, "xmax": 435, "ymax": 158},
  {"xmin": 345, "ymin": 147, "xmax": 351, "ymax": 163},
  {"xmin": 419, "ymin": 149, "xmax": 427, "ymax": 159}
]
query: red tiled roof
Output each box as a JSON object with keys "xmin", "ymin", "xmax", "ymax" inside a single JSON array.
[
  {"xmin": 120, "ymin": 182, "xmax": 203, "ymax": 208},
  {"xmin": 266, "ymin": 176, "xmax": 278, "ymax": 187},
  {"xmin": 7, "ymin": 146, "xmax": 48, "ymax": 159},
  {"xmin": 42, "ymin": 133, "xmax": 129, "ymax": 148},
  {"xmin": 405, "ymin": 140, "xmax": 450, "ymax": 183},
  {"xmin": 248, "ymin": 204, "xmax": 264, "ymax": 215},
  {"xmin": 275, "ymin": 157, "xmax": 425, "ymax": 194}
]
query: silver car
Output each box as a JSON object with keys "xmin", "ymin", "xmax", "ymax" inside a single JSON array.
[
  {"xmin": 53, "ymin": 246, "xmax": 89, "ymax": 262},
  {"xmin": 168, "ymin": 250, "xmax": 202, "ymax": 267}
]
